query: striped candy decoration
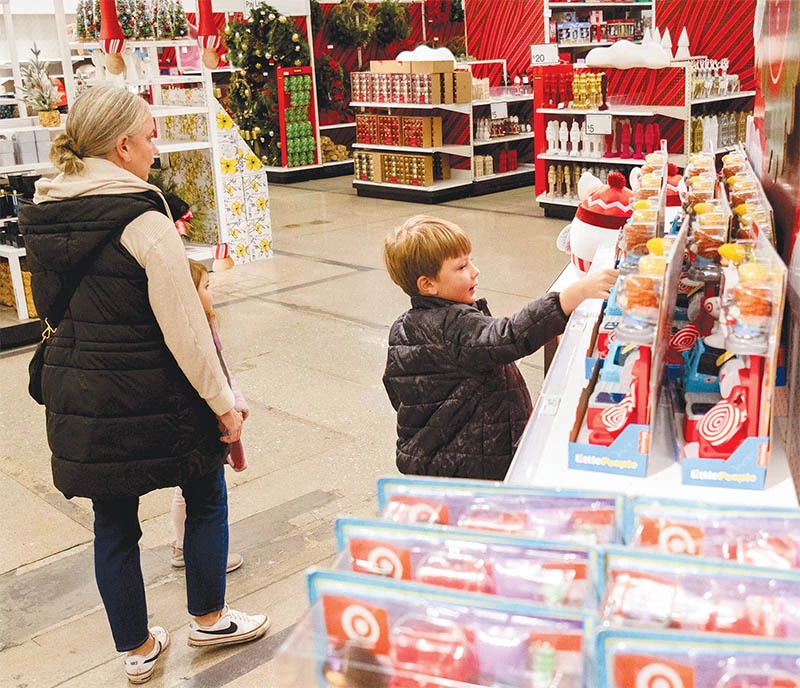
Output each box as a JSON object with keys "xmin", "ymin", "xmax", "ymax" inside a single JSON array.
[
  {"xmin": 698, "ymin": 393, "xmax": 747, "ymax": 446},
  {"xmin": 669, "ymin": 323, "xmax": 700, "ymax": 354}
]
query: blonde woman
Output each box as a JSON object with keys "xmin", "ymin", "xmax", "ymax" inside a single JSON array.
[{"xmin": 19, "ymin": 86, "xmax": 269, "ymax": 684}]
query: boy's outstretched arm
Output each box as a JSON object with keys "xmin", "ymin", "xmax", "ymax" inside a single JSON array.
[{"xmin": 558, "ymin": 268, "xmax": 618, "ymax": 316}]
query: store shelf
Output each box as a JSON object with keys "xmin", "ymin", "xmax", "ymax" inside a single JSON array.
[
  {"xmin": 472, "ymin": 164, "xmax": 535, "ymax": 196},
  {"xmin": 474, "ymin": 132, "xmax": 534, "ymax": 147},
  {"xmin": 538, "ymin": 152, "xmax": 645, "ymax": 165},
  {"xmin": 549, "ymin": 1, "xmax": 652, "ymax": 7},
  {"xmin": 154, "ymin": 140, "xmax": 211, "ymax": 154},
  {"xmin": 352, "ymin": 142, "xmax": 472, "ymax": 157},
  {"xmin": 89, "ymin": 75, "xmax": 206, "ymax": 88},
  {"xmin": 319, "ymin": 122, "xmax": 355, "ymax": 131},
  {"xmin": 350, "ymin": 101, "xmax": 472, "ymax": 114},
  {"xmin": 69, "ymin": 39, "xmax": 196, "ymax": 50},
  {"xmin": 0, "ymin": 161, "xmax": 56, "ymax": 174},
  {"xmin": 353, "ymin": 176, "xmax": 473, "ymax": 203},
  {"xmin": 472, "ymin": 95, "xmax": 533, "ymax": 106},
  {"xmin": 536, "ymin": 193, "xmax": 579, "ymax": 207},
  {"xmin": 149, "ymin": 105, "xmax": 209, "ymax": 117},
  {"xmin": 691, "ymin": 90, "xmax": 756, "ymax": 105},
  {"xmin": 537, "ymin": 106, "xmax": 656, "ymax": 117},
  {"xmin": 264, "ymin": 159, "xmax": 354, "ymax": 184},
  {"xmin": 0, "ymin": 245, "xmax": 25, "ymax": 258}
]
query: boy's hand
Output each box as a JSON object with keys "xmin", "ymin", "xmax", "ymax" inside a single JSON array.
[{"xmin": 559, "ymin": 268, "xmax": 619, "ymax": 316}]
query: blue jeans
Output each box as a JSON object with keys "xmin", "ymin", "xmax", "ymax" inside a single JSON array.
[{"xmin": 92, "ymin": 467, "xmax": 228, "ymax": 652}]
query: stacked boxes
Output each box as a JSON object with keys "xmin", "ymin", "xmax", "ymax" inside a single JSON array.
[
  {"xmin": 351, "ymin": 62, "xmax": 472, "ymax": 105},
  {"xmin": 354, "ymin": 151, "xmax": 451, "ymax": 187},
  {"xmin": 356, "ymin": 114, "xmax": 443, "ymax": 149}
]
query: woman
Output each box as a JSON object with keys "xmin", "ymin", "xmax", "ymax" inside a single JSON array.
[{"xmin": 19, "ymin": 86, "xmax": 269, "ymax": 684}]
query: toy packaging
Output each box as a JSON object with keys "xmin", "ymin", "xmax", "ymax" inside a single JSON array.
[
  {"xmin": 376, "ymin": 476, "xmax": 624, "ymax": 545},
  {"xmin": 623, "ymin": 497, "xmax": 800, "ymax": 568},
  {"xmin": 596, "ymin": 546, "xmax": 800, "ymax": 638},
  {"xmin": 595, "ymin": 628, "xmax": 800, "ymax": 688},
  {"xmin": 273, "ymin": 568, "xmax": 591, "ymax": 688},
  {"xmin": 334, "ymin": 517, "xmax": 597, "ymax": 608}
]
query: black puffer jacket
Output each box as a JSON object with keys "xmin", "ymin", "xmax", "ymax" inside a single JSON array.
[
  {"xmin": 20, "ymin": 192, "xmax": 227, "ymax": 499},
  {"xmin": 383, "ymin": 293, "xmax": 568, "ymax": 480}
]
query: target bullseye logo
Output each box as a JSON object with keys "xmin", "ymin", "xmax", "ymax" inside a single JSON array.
[
  {"xmin": 407, "ymin": 502, "xmax": 439, "ymax": 522},
  {"xmin": 669, "ymin": 324, "xmax": 699, "ymax": 353},
  {"xmin": 658, "ymin": 525, "xmax": 697, "ymax": 555},
  {"xmin": 635, "ymin": 662, "xmax": 686, "ymax": 688},
  {"xmin": 341, "ymin": 604, "xmax": 381, "ymax": 646},
  {"xmin": 366, "ymin": 546, "xmax": 405, "ymax": 579},
  {"xmin": 698, "ymin": 400, "xmax": 746, "ymax": 446}
]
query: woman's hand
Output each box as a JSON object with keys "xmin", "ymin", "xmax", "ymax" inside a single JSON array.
[{"xmin": 217, "ymin": 408, "xmax": 243, "ymax": 444}]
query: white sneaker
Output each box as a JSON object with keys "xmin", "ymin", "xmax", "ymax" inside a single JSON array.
[
  {"xmin": 187, "ymin": 606, "xmax": 270, "ymax": 648},
  {"xmin": 124, "ymin": 626, "xmax": 170, "ymax": 684}
]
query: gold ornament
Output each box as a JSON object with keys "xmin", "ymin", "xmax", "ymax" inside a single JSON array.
[
  {"xmin": 292, "ymin": 33, "xmax": 299, "ymax": 42},
  {"xmin": 278, "ymin": 15, "xmax": 287, "ymax": 23},
  {"xmin": 294, "ymin": 59, "xmax": 302, "ymax": 66},
  {"xmin": 268, "ymin": 12, "xmax": 275, "ymax": 19}
]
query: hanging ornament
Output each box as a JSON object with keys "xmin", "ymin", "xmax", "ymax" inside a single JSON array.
[
  {"xmin": 98, "ymin": 0, "xmax": 126, "ymax": 74},
  {"xmin": 268, "ymin": 12, "xmax": 275, "ymax": 20},
  {"xmin": 291, "ymin": 32, "xmax": 299, "ymax": 42},
  {"xmin": 278, "ymin": 15, "xmax": 287, "ymax": 23},
  {"xmin": 197, "ymin": 0, "xmax": 221, "ymax": 69}
]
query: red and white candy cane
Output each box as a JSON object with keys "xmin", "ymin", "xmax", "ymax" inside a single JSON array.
[
  {"xmin": 98, "ymin": 0, "xmax": 126, "ymax": 75},
  {"xmin": 197, "ymin": 0, "xmax": 221, "ymax": 69}
]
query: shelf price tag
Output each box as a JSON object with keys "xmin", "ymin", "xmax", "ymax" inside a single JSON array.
[
  {"xmin": 490, "ymin": 100, "xmax": 508, "ymax": 120},
  {"xmin": 530, "ymin": 43, "xmax": 559, "ymax": 66},
  {"xmin": 585, "ymin": 113, "xmax": 613, "ymax": 135}
]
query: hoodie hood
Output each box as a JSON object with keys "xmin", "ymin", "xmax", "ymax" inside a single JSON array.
[{"xmin": 34, "ymin": 158, "xmax": 170, "ymax": 218}]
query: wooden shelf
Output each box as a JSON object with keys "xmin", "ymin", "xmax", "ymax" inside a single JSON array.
[{"xmin": 474, "ymin": 132, "xmax": 535, "ymax": 147}]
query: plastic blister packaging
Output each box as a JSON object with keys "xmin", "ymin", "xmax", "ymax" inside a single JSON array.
[
  {"xmin": 623, "ymin": 498, "xmax": 800, "ymax": 569},
  {"xmin": 275, "ymin": 568, "xmax": 590, "ymax": 688},
  {"xmin": 595, "ymin": 628, "xmax": 800, "ymax": 688},
  {"xmin": 597, "ymin": 547, "xmax": 800, "ymax": 639},
  {"xmin": 334, "ymin": 517, "xmax": 594, "ymax": 607},
  {"xmin": 377, "ymin": 477, "xmax": 623, "ymax": 545}
]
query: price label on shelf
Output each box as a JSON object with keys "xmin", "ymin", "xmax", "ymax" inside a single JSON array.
[
  {"xmin": 585, "ymin": 113, "xmax": 613, "ymax": 135},
  {"xmin": 490, "ymin": 100, "xmax": 508, "ymax": 120},
  {"xmin": 530, "ymin": 43, "xmax": 559, "ymax": 66}
]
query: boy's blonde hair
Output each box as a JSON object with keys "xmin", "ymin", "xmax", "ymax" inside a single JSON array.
[{"xmin": 384, "ymin": 215, "xmax": 472, "ymax": 296}]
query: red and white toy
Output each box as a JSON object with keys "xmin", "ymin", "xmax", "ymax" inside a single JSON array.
[{"xmin": 558, "ymin": 170, "xmax": 634, "ymax": 273}]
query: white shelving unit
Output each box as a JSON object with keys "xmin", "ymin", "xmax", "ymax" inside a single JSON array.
[{"xmin": 0, "ymin": 245, "xmax": 30, "ymax": 320}]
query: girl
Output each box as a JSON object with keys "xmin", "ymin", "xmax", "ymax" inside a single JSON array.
[{"xmin": 170, "ymin": 259, "xmax": 247, "ymax": 573}]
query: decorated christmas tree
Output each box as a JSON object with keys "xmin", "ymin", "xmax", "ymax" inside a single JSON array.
[
  {"xmin": 93, "ymin": 0, "xmax": 102, "ymax": 37},
  {"xmin": 223, "ymin": 3, "xmax": 311, "ymax": 165},
  {"xmin": 135, "ymin": 0, "xmax": 154, "ymax": 39},
  {"xmin": 117, "ymin": 0, "xmax": 137, "ymax": 38},
  {"xmin": 172, "ymin": 0, "xmax": 189, "ymax": 37},
  {"xmin": 155, "ymin": 0, "xmax": 174, "ymax": 38}
]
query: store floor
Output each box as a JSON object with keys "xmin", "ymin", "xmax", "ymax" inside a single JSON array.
[{"xmin": 0, "ymin": 176, "xmax": 567, "ymax": 687}]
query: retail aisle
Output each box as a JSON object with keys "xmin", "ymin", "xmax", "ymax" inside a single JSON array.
[{"xmin": 0, "ymin": 177, "xmax": 566, "ymax": 687}]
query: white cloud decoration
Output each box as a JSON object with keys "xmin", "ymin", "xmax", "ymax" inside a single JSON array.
[
  {"xmin": 585, "ymin": 40, "xmax": 671, "ymax": 69},
  {"xmin": 395, "ymin": 44, "xmax": 457, "ymax": 65}
]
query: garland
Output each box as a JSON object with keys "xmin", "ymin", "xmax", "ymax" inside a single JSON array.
[
  {"xmin": 375, "ymin": 0, "xmax": 410, "ymax": 45},
  {"xmin": 310, "ymin": 0, "xmax": 324, "ymax": 34},
  {"xmin": 328, "ymin": 0, "xmax": 375, "ymax": 49}
]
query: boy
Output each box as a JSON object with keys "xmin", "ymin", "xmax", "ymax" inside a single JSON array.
[{"xmin": 383, "ymin": 215, "xmax": 618, "ymax": 481}]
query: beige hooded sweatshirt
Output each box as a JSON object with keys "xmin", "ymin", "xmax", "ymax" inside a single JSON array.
[{"xmin": 34, "ymin": 157, "xmax": 235, "ymax": 416}]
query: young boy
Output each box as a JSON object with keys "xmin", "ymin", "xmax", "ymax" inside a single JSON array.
[{"xmin": 383, "ymin": 215, "xmax": 618, "ymax": 481}]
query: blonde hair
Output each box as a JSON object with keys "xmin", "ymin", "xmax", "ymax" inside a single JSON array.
[
  {"xmin": 49, "ymin": 86, "xmax": 152, "ymax": 175},
  {"xmin": 384, "ymin": 215, "xmax": 472, "ymax": 296},
  {"xmin": 188, "ymin": 259, "xmax": 216, "ymax": 323}
]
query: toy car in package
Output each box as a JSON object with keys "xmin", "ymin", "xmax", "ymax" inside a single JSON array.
[
  {"xmin": 273, "ymin": 568, "xmax": 591, "ymax": 688},
  {"xmin": 595, "ymin": 628, "xmax": 800, "ymax": 688},
  {"xmin": 623, "ymin": 497, "xmax": 800, "ymax": 569},
  {"xmin": 377, "ymin": 476, "xmax": 623, "ymax": 545},
  {"xmin": 334, "ymin": 517, "xmax": 596, "ymax": 608},
  {"xmin": 597, "ymin": 547, "xmax": 800, "ymax": 639}
]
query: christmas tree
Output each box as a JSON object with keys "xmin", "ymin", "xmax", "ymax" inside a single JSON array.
[
  {"xmin": 75, "ymin": 0, "xmax": 87, "ymax": 39},
  {"xmin": 92, "ymin": 0, "xmax": 102, "ymax": 37},
  {"xmin": 172, "ymin": 0, "xmax": 189, "ymax": 37},
  {"xmin": 223, "ymin": 3, "xmax": 311, "ymax": 165},
  {"xmin": 135, "ymin": 0, "xmax": 154, "ymax": 39},
  {"xmin": 117, "ymin": 0, "xmax": 137, "ymax": 38},
  {"xmin": 155, "ymin": 0, "xmax": 173, "ymax": 38}
]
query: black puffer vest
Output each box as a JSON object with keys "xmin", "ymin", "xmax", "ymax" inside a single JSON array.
[
  {"xmin": 20, "ymin": 192, "xmax": 227, "ymax": 499},
  {"xmin": 383, "ymin": 294, "xmax": 568, "ymax": 481}
]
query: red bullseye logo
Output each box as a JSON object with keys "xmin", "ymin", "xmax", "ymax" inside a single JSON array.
[
  {"xmin": 366, "ymin": 546, "xmax": 405, "ymax": 579},
  {"xmin": 668, "ymin": 324, "xmax": 699, "ymax": 353},
  {"xmin": 635, "ymin": 662, "xmax": 687, "ymax": 688},
  {"xmin": 341, "ymin": 604, "xmax": 382, "ymax": 646},
  {"xmin": 658, "ymin": 526, "xmax": 698, "ymax": 555},
  {"xmin": 698, "ymin": 400, "xmax": 746, "ymax": 446}
]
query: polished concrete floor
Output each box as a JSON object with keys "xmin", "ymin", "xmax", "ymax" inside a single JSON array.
[{"xmin": 0, "ymin": 175, "xmax": 567, "ymax": 687}]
